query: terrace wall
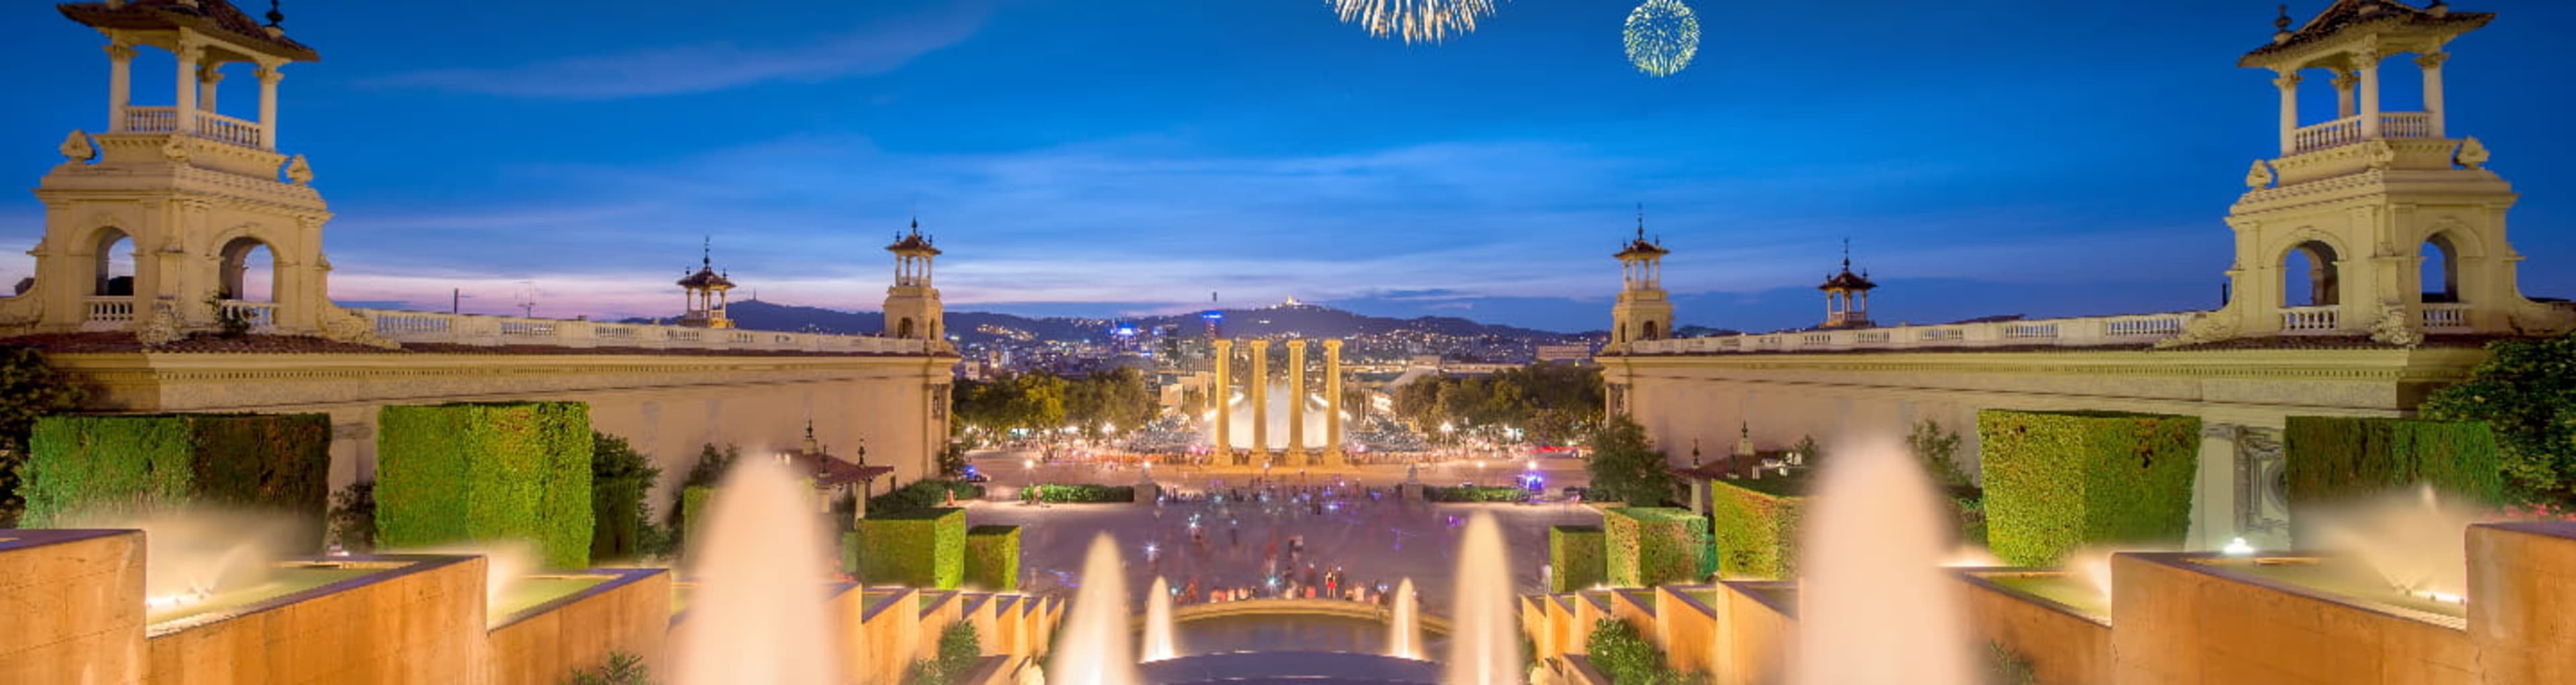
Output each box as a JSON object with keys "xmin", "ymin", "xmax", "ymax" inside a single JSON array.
[
  {"xmin": 2109, "ymin": 554, "xmax": 2475, "ymax": 685},
  {"xmin": 144, "ymin": 556, "xmax": 486, "ymax": 685},
  {"xmin": 488, "ymin": 569, "xmax": 672, "ymax": 685},
  {"xmin": 0, "ymin": 529, "xmax": 144, "ymax": 685},
  {"xmin": 1955, "ymin": 572, "xmax": 2110, "ymax": 685}
]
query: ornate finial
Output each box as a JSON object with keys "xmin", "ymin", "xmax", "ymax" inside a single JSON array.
[
  {"xmin": 1841, "ymin": 238, "xmax": 1852, "ymax": 270},
  {"xmin": 283, "ymin": 154, "xmax": 312, "ymax": 185},
  {"xmin": 1635, "ymin": 203, "xmax": 1646, "ymax": 241},
  {"xmin": 59, "ymin": 130, "xmax": 96, "ymax": 163},
  {"xmin": 2245, "ymin": 160, "xmax": 2276, "ymax": 189},
  {"xmin": 2272, "ymin": 5, "xmax": 2294, "ymax": 43},
  {"xmin": 701, "ymin": 235, "xmax": 712, "ymax": 268},
  {"xmin": 1690, "ymin": 439, "xmax": 1702, "ymax": 466},
  {"xmin": 1740, "ymin": 421, "xmax": 1750, "ymax": 437},
  {"xmin": 266, "ymin": 0, "xmax": 284, "ymax": 28},
  {"xmin": 2454, "ymin": 137, "xmax": 2490, "ymax": 170},
  {"xmin": 2428, "ymin": 0, "xmax": 2449, "ymax": 16},
  {"xmin": 855, "ymin": 437, "xmax": 868, "ymax": 465}
]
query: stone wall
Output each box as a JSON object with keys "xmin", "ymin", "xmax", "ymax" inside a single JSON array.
[
  {"xmin": 0, "ymin": 529, "xmax": 144, "ymax": 684},
  {"xmin": 488, "ymin": 569, "xmax": 672, "ymax": 685},
  {"xmin": 1955, "ymin": 572, "xmax": 2110, "ymax": 685},
  {"xmin": 146, "ymin": 555, "xmax": 487, "ymax": 685},
  {"xmin": 2464, "ymin": 521, "xmax": 2576, "ymax": 684}
]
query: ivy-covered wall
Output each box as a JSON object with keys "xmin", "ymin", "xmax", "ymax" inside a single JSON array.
[
  {"xmin": 965, "ymin": 525, "xmax": 1022, "ymax": 591},
  {"xmin": 20, "ymin": 413, "xmax": 332, "ymax": 547},
  {"xmin": 1979, "ymin": 409, "xmax": 2199, "ymax": 566},
  {"xmin": 2284, "ymin": 417, "xmax": 2503, "ymax": 520},
  {"xmin": 1707, "ymin": 480, "xmax": 1805, "ymax": 580},
  {"xmin": 847, "ymin": 507, "xmax": 966, "ymax": 589},
  {"xmin": 376, "ymin": 402, "xmax": 595, "ymax": 568},
  {"xmin": 1548, "ymin": 525, "xmax": 1605, "ymax": 592},
  {"xmin": 1603, "ymin": 507, "xmax": 1706, "ymax": 588}
]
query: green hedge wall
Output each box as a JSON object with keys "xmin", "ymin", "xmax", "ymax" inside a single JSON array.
[
  {"xmin": 1603, "ymin": 507, "xmax": 1706, "ymax": 588},
  {"xmin": 1979, "ymin": 409, "xmax": 2200, "ymax": 567},
  {"xmin": 1548, "ymin": 525, "xmax": 1605, "ymax": 592},
  {"xmin": 964, "ymin": 525, "xmax": 1022, "ymax": 591},
  {"xmin": 1424, "ymin": 486, "xmax": 1529, "ymax": 503},
  {"xmin": 377, "ymin": 402, "xmax": 594, "ymax": 568},
  {"xmin": 590, "ymin": 478, "xmax": 645, "ymax": 561},
  {"xmin": 1027, "ymin": 484, "xmax": 1134, "ymax": 503},
  {"xmin": 1707, "ymin": 480, "xmax": 1805, "ymax": 580},
  {"xmin": 870, "ymin": 480, "xmax": 986, "ymax": 517},
  {"xmin": 681, "ymin": 486, "xmax": 714, "ymax": 551},
  {"xmin": 848, "ymin": 507, "xmax": 966, "ymax": 589},
  {"xmin": 2284, "ymin": 416, "xmax": 2504, "ymax": 517},
  {"xmin": 21, "ymin": 413, "xmax": 333, "ymax": 547}
]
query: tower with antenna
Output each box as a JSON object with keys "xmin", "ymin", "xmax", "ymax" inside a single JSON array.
[
  {"xmin": 1608, "ymin": 205, "xmax": 1674, "ymax": 353},
  {"xmin": 1817, "ymin": 239, "xmax": 1876, "ymax": 329},
  {"xmin": 676, "ymin": 238, "xmax": 736, "ymax": 329},
  {"xmin": 883, "ymin": 215, "xmax": 948, "ymax": 350}
]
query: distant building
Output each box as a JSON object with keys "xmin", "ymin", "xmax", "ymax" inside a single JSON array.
[{"xmin": 1535, "ymin": 344, "xmax": 1595, "ymax": 364}]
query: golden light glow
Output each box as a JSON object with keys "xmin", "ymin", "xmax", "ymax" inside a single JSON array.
[{"xmin": 1331, "ymin": 0, "xmax": 1498, "ymax": 44}]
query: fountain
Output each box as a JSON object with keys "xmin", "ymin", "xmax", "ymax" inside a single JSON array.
[
  {"xmin": 1790, "ymin": 436, "xmax": 1974, "ymax": 685},
  {"xmin": 2304, "ymin": 484, "xmax": 2486, "ymax": 602},
  {"xmin": 1388, "ymin": 578, "xmax": 1422, "ymax": 660},
  {"xmin": 1051, "ymin": 534, "xmax": 1139, "ymax": 685},
  {"xmin": 1144, "ymin": 576, "xmax": 1180, "ymax": 662},
  {"xmin": 1205, "ymin": 382, "xmax": 1334, "ymax": 450},
  {"xmin": 1443, "ymin": 513, "xmax": 1519, "ymax": 685},
  {"xmin": 673, "ymin": 458, "xmax": 836, "ymax": 685}
]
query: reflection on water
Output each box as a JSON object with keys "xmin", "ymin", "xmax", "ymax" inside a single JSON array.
[{"xmin": 1175, "ymin": 614, "xmax": 1446, "ymax": 657}]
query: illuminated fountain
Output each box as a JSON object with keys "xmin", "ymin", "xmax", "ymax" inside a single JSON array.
[
  {"xmin": 1444, "ymin": 513, "xmax": 1519, "ymax": 685},
  {"xmin": 1052, "ymin": 534, "xmax": 1139, "ymax": 685},
  {"xmin": 2306, "ymin": 484, "xmax": 2486, "ymax": 604},
  {"xmin": 97, "ymin": 509, "xmax": 305, "ymax": 614},
  {"xmin": 673, "ymin": 458, "xmax": 836, "ymax": 685},
  {"xmin": 1144, "ymin": 576, "xmax": 1180, "ymax": 662},
  {"xmin": 1388, "ymin": 578, "xmax": 1422, "ymax": 660},
  {"xmin": 1792, "ymin": 437, "xmax": 1974, "ymax": 685},
  {"xmin": 1206, "ymin": 382, "xmax": 1333, "ymax": 451}
]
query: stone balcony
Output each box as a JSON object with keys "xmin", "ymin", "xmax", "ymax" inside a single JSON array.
[
  {"xmin": 1622, "ymin": 311, "xmax": 2201, "ymax": 354},
  {"xmin": 353, "ymin": 309, "xmax": 930, "ymax": 354}
]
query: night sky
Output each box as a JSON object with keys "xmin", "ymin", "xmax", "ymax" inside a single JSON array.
[{"xmin": 3, "ymin": 0, "xmax": 2571, "ymax": 333}]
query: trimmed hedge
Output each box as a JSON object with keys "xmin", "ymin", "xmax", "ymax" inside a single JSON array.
[
  {"xmin": 2284, "ymin": 417, "xmax": 2504, "ymax": 523},
  {"xmin": 1027, "ymin": 484, "xmax": 1134, "ymax": 503},
  {"xmin": 964, "ymin": 525, "xmax": 1022, "ymax": 590},
  {"xmin": 871, "ymin": 480, "xmax": 987, "ymax": 517},
  {"xmin": 590, "ymin": 478, "xmax": 646, "ymax": 560},
  {"xmin": 1548, "ymin": 525, "xmax": 1605, "ymax": 592},
  {"xmin": 1603, "ymin": 507, "xmax": 1706, "ymax": 588},
  {"xmin": 681, "ymin": 486, "xmax": 715, "ymax": 549},
  {"xmin": 1424, "ymin": 486, "xmax": 1529, "ymax": 503},
  {"xmin": 1979, "ymin": 409, "xmax": 2199, "ymax": 566},
  {"xmin": 1708, "ymin": 480, "xmax": 1805, "ymax": 580},
  {"xmin": 848, "ymin": 507, "xmax": 967, "ymax": 589},
  {"xmin": 21, "ymin": 413, "xmax": 333, "ymax": 547},
  {"xmin": 378, "ymin": 402, "xmax": 594, "ymax": 569}
]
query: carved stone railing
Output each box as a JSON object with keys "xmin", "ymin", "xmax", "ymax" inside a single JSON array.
[
  {"xmin": 217, "ymin": 299, "xmax": 277, "ymax": 332},
  {"xmin": 2279, "ymin": 305, "xmax": 2339, "ymax": 333},
  {"xmin": 2290, "ymin": 112, "xmax": 2437, "ymax": 154},
  {"xmin": 2379, "ymin": 112, "xmax": 2436, "ymax": 140},
  {"xmin": 117, "ymin": 106, "xmax": 264, "ymax": 148},
  {"xmin": 1623, "ymin": 312, "xmax": 2204, "ymax": 354},
  {"xmin": 83, "ymin": 297, "xmax": 135, "ymax": 331},
  {"xmin": 350, "ymin": 309, "xmax": 931, "ymax": 354},
  {"xmin": 2420, "ymin": 303, "xmax": 2470, "ymax": 330}
]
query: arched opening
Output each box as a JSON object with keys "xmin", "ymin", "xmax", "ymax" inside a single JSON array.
[
  {"xmin": 93, "ymin": 229, "xmax": 134, "ymax": 296},
  {"xmin": 217, "ymin": 237, "xmax": 276, "ymax": 302},
  {"xmin": 1642, "ymin": 320, "xmax": 1661, "ymax": 341},
  {"xmin": 896, "ymin": 317, "xmax": 915, "ymax": 339},
  {"xmin": 2420, "ymin": 233, "xmax": 2459, "ymax": 303},
  {"xmin": 2279, "ymin": 241, "xmax": 2340, "ymax": 307}
]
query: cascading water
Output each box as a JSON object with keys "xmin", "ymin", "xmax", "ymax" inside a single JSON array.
[
  {"xmin": 1443, "ymin": 514, "xmax": 1519, "ymax": 685},
  {"xmin": 1143, "ymin": 576, "xmax": 1180, "ymax": 662},
  {"xmin": 1051, "ymin": 534, "xmax": 1139, "ymax": 685},
  {"xmin": 674, "ymin": 458, "xmax": 835, "ymax": 685},
  {"xmin": 2305, "ymin": 484, "xmax": 2486, "ymax": 600},
  {"xmin": 1790, "ymin": 436, "xmax": 1974, "ymax": 685},
  {"xmin": 1388, "ymin": 578, "xmax": 1422, "ymax": 660},
  {"xmin": 1205, "ymin": 382, "xmax": 1334, "ymax": 450}
]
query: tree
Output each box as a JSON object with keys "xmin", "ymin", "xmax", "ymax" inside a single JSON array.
[
  {"xmin": 1907, "ymin": 419, "xmax": 1970, "ymax": 488},
  {"xmin": 0, "ymin": 346, "xmax": 83, "ymax": 527},
  {"xmin": 2424, "ymin": 331, "xmax": 2576, "ymax": 507},
  {"xmin": 591, "ymin": 431, "xmax": 665, "ymax": 560},
  {"xmin": 1587, "ymin": 415, "xmax": 1677, "ymax": 506}
]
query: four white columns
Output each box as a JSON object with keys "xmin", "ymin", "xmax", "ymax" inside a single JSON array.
[
  {"xmin": 2270, "ymin": 50, "xmax": 2451, "ymax": 156},
  {"xmin": 99, "ymin": 32, "xmax": 288, "ymax": 150}
]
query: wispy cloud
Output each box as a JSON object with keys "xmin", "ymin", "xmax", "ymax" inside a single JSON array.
[{"xmin": 366, "ymin": 7, "xmax": 986, "ymax": 99}]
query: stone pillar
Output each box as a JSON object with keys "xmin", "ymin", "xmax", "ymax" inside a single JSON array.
[
  {"xmin": 256, "ymin": 64, "xmax": 282, "ymax": 151},
  {"xmin": 1248, "ymin": 339, "xmax": 1270, "ymax": 460},
  {"xmin": 1324, "ymin": 339, "xmax": 1345, "ymax": 467},
  {"xmin": 2273, "ymin": 71, "xmax": 2301, "ymax": 156},
  {"xmin": 2418, "ymin": 52, "xmax": 2448, "ymax": 138},
  {"xmin": 174, "ymin": 42, "xmax": 201, "ymax": 134},
  {"xmin": 2188, "ymin": 423, "xmax": 2241, "ymax": 551},
  {"xmin": 195, "ymin": 64, "xmax": 221, "ymax": 112},
  {"xmin": 1285, "ymin": 339, "xmax": 1308, "ymax": 466},
  {"xmin": 2332, "ymin": 70, "xmax": 2357, "ymax": 119},
  {"xmin": 1212, "ymin": 338, "xmax": 1233, "ymax": 462},
  {"xmin": 2357, "ymin": 51, "xmax": 2382, "ymax": 139},
  {"xmin": 106, "ymin": 42, "xmax": 135, "ymax": 131}
]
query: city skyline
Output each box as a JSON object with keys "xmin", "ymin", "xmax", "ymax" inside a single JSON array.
[{"xmin": 4, "ymin": 0, "xmax": 2574, "ymax": 333}]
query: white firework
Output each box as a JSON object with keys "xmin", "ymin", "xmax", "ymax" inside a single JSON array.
[
  {"xmin": 1331, "ymin": 0, "xmax": 1499, "ymax": 44},
  {"xmin": 1624, "ymin": 0, "xmax": 1700, "ymax": 77}
]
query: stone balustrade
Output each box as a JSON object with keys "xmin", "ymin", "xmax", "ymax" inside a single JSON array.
[
  {"xmin": 1623, "ymin": 311, "xmax": 2202, "ymax": 354},
  {"xmin": 218, "ymin": 299, "xmax": 276, "ymax": 332},
  {"xmin": 81, "ymin": 297, "xmax": 134, "ymax": 331},
  {"xmin": 351, "ymin": 309, "xmax": 930, "ymax": 354},
  {"xmin": 115, "ymin": 106, "xmax": 264, "ymax": 148},
  {"xmin": 2279, "ymin": 305, "xmax": 2339, "ymax": 333},
  {"xmin": 2421, "ymin": 303, "xmax": 2470, "ymax": 330},
  {"xmin": 2289, "ymin": 112, "xmax": 2440, "ymax": 154}
]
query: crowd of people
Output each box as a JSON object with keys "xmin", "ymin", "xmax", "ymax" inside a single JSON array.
[{"xmin": 1138, "ymin": 478, "xmax": 1430, "ymax": 609}]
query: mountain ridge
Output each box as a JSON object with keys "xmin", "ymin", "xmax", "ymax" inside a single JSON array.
[{"xmin": 625, "ymin": 299, "xmax": 1597, "ymax": 346}]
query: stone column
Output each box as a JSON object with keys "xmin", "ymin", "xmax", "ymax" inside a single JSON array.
[
  {"xmin": 173, "ymin": 43, "xmax": 203, "ymax": 134},
  {"xmin": 2274, "ymin": 71, "xmax": 2301, "ymax": 156},
  {"xmin": 1324, "ymin": 339, "xmax": 1345, "ymax": 466},
  {"xmin": 196, "ymin": 64, "xmax": 222, "ymax": 112},
  {"xmin": 106, "ymin": 42, "xmax": 136, "ymax": 131},
  {"xmin": 1248, "ymin": 339, "xmax": 1270, "ymax": 461},
  {"xmin": 256, "ymin": 64, "xmax": 282, "ymax": 150},
  {"xmin": 2357, "ymin": 51, "xmax": 2382, "ymax": 139},
  {"xmin": 1285, "ymin": 339, "xmax": 1308, "ymax": 466},
  {"xmin": 1213, "ymin": 338, "xmax": 1233, "ymax": 461},
  {"xmin": 2418, "ymin": 52, "xmax": 2448, "ymax": 138},
  {"xmin": 2188, "ymin": 423, "xmax": 2241, "ymax": 551},
  {"xmin": 2332, "ymin": 70, "xmax": 2357, "ymax": 119}
]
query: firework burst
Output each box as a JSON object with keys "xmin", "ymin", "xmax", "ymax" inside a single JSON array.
[
  {"xmin": 1331, "ymin": 0, "xmax": 1499, "ymax": 44},
  {"xmin": 1624, "ymin": 0, "xmax": 1700, "ymax": 77}
]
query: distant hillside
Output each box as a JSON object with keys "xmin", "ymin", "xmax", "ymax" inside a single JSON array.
[{"xmin": 627, "ymin": 299, "xmax": 1587, "ymax": 346}]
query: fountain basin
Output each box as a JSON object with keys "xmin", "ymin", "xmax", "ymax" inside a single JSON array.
[
  {"xmin": 0, "ymin": 529, "xmax": 147, "ymax": 684},
  {"xmin": 488, "ymin": 568, "xmax": 671, "ymax": 684},
  {"xmin": 145, "ymin": 554, "xmax": 486, "ymax": 684},
  {"xmin": 1162, "ymin": 600, "xmax": 1452, "ymax": 657},
  {"xmin": 1953, "ymin": 568, "xmax": 2112, "ymax": 685},
  {"xmin": 1138, "ymin": 651, "xmax": 1440, "ymax": 685},
  {"xmin": 2111, "ymin": 551, "xmax": 2476, "ymax": 683}
]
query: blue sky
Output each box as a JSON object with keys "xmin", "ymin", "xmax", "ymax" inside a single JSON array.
[{"xmin": 4, "ymin": 0, "xmax": 2572, "ymax": 333}]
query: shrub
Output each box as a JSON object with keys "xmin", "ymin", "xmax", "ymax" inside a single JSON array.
[
  {"xmin": 589, "ymin": 431, "xmax": 662, "ymax": 562},
  {"xmin": 965, "ymin": 525, "xmax": 1022, "ymax": 590},
  {"xmin": 847, "ymin": 507, "xmax": 967, "ymax": 588},
  {"xmin": 666, "ymin": 443, "xmax": 737, "ymax": 552},
  {"xmin": 1986, "ymin": 641, "xmax": 2037, "ymax": 685},
  {"xmin": 564, "ymin": 651, "xmax": 650, "ymax": 685},
  {"xmin": 2284, "ymin": 416, "xmax": 2504, "ymax": 523},
  {"xmin": 1588, "ymin": 415, "xmax": 1677, "ymax": 506},
  {"xmin": 681, "ymin": 486, "xmax": 714, "ymax": 551},
  {"xmin": 1548, "ymin": 525, "xmax": 1605, "ymax": 592},
  {"xmin": 1978, "ymin": 409, "xmax": 2198, "ymax": 567},
  {"xmin": 1026, "ymin": 484, "xmax": 1133, "ymax": 503},
  {"xmin": 1587, "ymin": 618, "xmax": 1695, "ymax": 685},
  {"xmin": 2421, "ymin": 331, "xmax": 2576, "ymax": 507},
  {"xmin": 1909, "ymin": 419, "xmax": 1972, "ymax": 488},
  {"xmin": 377, "ymin": 402, "xmax": 594, "ymax": 568},
  {"xmin": 1603, "ymin": 507, "xmax": 1707, "ymax": 588},
  {"xmin": 0, "ymin": 346, "xmax": 84, "ymax": 527},
  {"xmin": 1707, "ymin": 479, "xmax": 1805, "ymax": 579},
  {"xmin": 21, "ymin": 413, "xmax": 331, "ymax": 547},
  {"xmin": 872, "ymin": 480, "xmax": 987, "ymax": 516},
  {"xmin": 1425, "ymin": 485, "xmax": 1528, "ymax": 503}
]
